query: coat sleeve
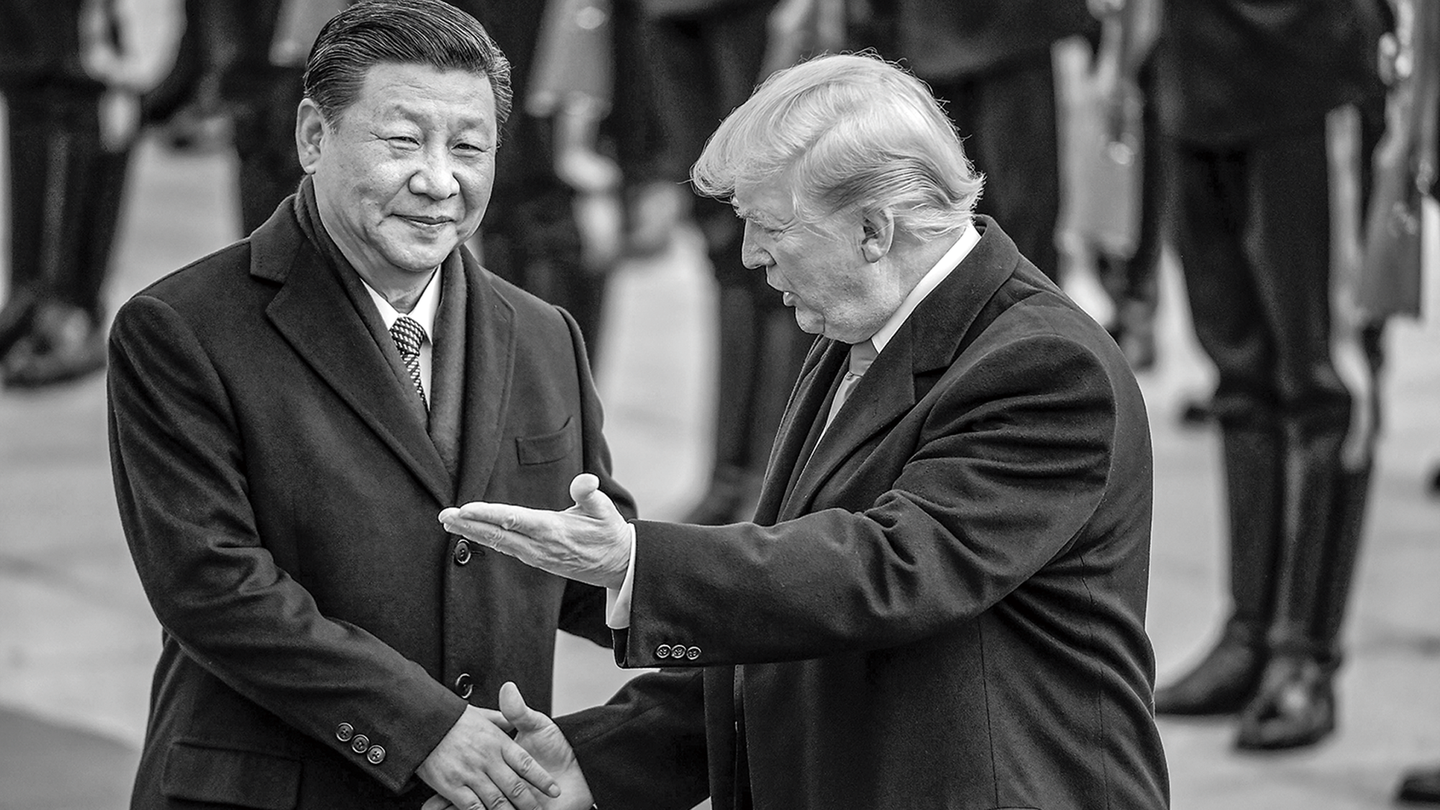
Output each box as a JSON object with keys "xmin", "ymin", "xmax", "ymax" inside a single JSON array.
[
  {"xmin": 555, "ymin": 667, "xmax": 711, "ymax": 810},
  {"xmin": 107, "ymin": 294, "xmax": 466, "ymax": 793},
  {"xmin": 621, "ymin": 331, "xmax": 1130, "ymax": 666}
]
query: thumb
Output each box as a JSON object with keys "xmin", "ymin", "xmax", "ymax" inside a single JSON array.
[
  {"xmin": 568, "ymin": 473, "xmax": 611, "ymax": 515},
  {"xmin": 499, "ymin": 681, "xmax": 548, "ymax": 732}
]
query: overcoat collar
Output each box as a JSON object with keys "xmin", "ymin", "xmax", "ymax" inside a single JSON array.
[
  {"xmin": 758, "ymin": 216, "xmax": 1021, "ymax": 521},
  {"xmin": 249, "ymin": 181, "xmax": 516, "ymax": 507}
]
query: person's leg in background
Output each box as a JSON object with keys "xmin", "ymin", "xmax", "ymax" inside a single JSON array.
[
  {"xmin": 1231, "ymin": 104, "xmax": 1382, "ymax": 752},
  {"xmin": 1154, "ymin": 142, "xmax": 1283, "ymax": 720},
  {"xmin": 1156, "ymin": 105, "xmax": 1384, "ymax": 753},
  {"xmin": 3, "ymin": 79, "xmax": 134, "ymax": 388},
  {"xmin": 930, "ymin": 54, "xmax": 1065, "ymax": 284},
  {"xmin": 0, "ymin": 87, "xmax": 51, "ymax": 361}
]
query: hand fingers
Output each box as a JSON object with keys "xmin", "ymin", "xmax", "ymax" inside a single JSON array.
[
  {"xmin": 497, "ymin": 737, "xmax": 561, "ymax": 801},
  {"xmin": 443, "ymin": 502, "xmax": 529, "ymax": 529},
  {"xmin": 498, "ymin": 681, "xmax": 545, "ymax": 732},
  {"xmin": 420, "ymin": 796, "xmax": 454, "ymax": 810},
  {"xmin": 567, "ymin": 473, "xmax": 600, "ymax": 504},
  {"xmin": 441, "ymin": 516, "xmax": 528, "ymax": 557},
  {"xmin": 568, "ymin": 473, "xmax": 618, "ymax": 520},
  {"xmin": 437, "ymin": 784, "xmax": 485, "ymax": 810},
  {"xmin": 478, "ymin": 774, "xmax": 540, "ymax": 810}
]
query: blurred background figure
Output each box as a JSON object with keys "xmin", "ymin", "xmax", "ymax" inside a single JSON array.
[
  {"xmin": 859, "ymin": 0, "xmax": 1100, "ymax": 286},
  {"xmin": 1069, "ymin": 0, "xmax": 1164, "ymax": 374},
  {"xmin": 0, "ymin": 0, "xmax": 161, "ymax": 389},
  {"xmin": 1362, "ymin": 0, "xmax": 1440, "ymax": 802},
  {"xmin": 633, "ymin": 0, "xmax": 816, "ymax": 525},
  {"xmin": 454, "ymin": 0, "xmax": 634, "ymax": 356},
  {"xmin": 142, "ymin": 0, "xmax": 340, "ymax": 235},
  {"xmin": 1149, "ymin": 0, "xmax": 1393, "ymax": 753}
]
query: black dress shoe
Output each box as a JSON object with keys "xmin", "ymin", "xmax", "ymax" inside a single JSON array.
[
  {"xmin": 1396, "ymin": 764, "xmax": 1440, "ymax": 804},
  {"xmin": 1234, "ymin": 654, "xmax": 1336, "ymax": 751},
  {"xmin": 2, "ymin": 303, "xmax": 107, "ymax": 389},
  {"xmin": 1154, "ymin": 635, "xmax": 1264, "ymax": 716}
]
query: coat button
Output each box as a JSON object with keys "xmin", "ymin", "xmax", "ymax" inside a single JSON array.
[
  {"xmin": 656, "ymin": 644, "xmax": 672, "ymax": 659},
  {"xmin": 686, "ymin": 646, "xmax": 701, "ymax": 660},
  {"xmin": 453, "ymin": 539, "xmax": 472, "ymax": 566},
  {"xmin": 335, "ymin": 722, "xmax": 354, "ymax": 742},
  {"xmin": 366, "ymin": 745, "xmax": 386, "ymax": 765},
  {"xmin": 454, "ymin": 672, "xmax": 474, "ymax": 700},
  {"xmin": 351, "ymin": 734, "xmax": 370, "ymax": 754}
]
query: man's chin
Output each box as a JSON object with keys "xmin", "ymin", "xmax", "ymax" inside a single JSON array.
[
  {"xmin": 793, "ymin": 312, "xmax": 823, "ymax": 336},
  {"xmin": 386, "ymin": 243, "xmax": 459, "ymax": 274}
]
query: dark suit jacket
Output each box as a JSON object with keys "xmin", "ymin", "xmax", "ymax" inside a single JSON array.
[
  {"xmin": 108, "ymin": 188, "xmax": 632, "ymax": 809},
  {"xmin": 560, "ymin": 218, "xmax": 1169, "ymax": 810}
]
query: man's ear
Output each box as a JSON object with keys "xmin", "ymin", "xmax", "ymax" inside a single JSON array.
[
  {"xmin": 295, "ymin": 99, "xmax": 327, "ymax": 175},
  {"xmin": 859, "ymin": 208, "xmax": 895, "ymax": 263}
]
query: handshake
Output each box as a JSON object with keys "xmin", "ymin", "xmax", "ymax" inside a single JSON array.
[{"xmin": 418, "ymin": 682, "xmax": 594, "ymax": 810}]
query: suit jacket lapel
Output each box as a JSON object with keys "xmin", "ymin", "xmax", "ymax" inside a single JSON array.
[
  {"xmin": 771, "ymin": 216, "xmax": 1021, "ymax": 520},
  {"xmin": 453, "ymin": 250, "xmax": 516, "ymax": 503},
  {"xmin": 428, "ymin": 251, "xmax": 468, "ymax": 483},
  {"xmin": 254, "ymin": 201, "xmax": 453, "ymax": 507}
]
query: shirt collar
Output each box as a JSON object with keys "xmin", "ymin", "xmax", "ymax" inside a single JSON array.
[
  {"xmin": 362, "ymin": 269, "xmax": 443, "ymax": 341},
  {"xmin": 867, "ymin": 221, "xmax": 980, "ymax": 355}
]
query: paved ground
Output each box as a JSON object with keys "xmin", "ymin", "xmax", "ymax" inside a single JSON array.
[{"xmin": 3, "ymin": 122, "xmax": 1440, "ymax": 808}]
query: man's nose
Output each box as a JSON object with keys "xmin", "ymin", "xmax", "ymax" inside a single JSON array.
[
  {"xmin": 409, "ymin": 149, "xmax": 461, "ymax": 199},
  {"xmin": 739, "ymin": 226, "xmax": 770, "ymax": 270}
]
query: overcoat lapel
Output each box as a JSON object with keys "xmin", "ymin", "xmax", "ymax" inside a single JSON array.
[
  {"xmin": 766, "ymin": 216, "xmax": 1022, "ymax": 521},
  {"xmin": 253, "ymin": 201, "xmax": 453, "ymax": 507},
  {"xmin": 427, "ymin": 250, "xmax": 468, "ymax": 482},
  {"xmin": 453, "ymin": 248, "xmax": 516, "ymax": 504}
]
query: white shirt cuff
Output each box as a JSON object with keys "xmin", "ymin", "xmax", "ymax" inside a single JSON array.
[{"xmin": 605, "ymin": 523, "xmax": 637, "ymax": 629}]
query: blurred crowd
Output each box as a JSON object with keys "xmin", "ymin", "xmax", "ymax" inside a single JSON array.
[{"xmin": 1, "ymin": 0, "xmax": 1437, "ymax": 804}]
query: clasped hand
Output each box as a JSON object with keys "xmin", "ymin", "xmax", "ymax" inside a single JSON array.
[
  {"xmin": 421, "ymin": 683, "xmax": 592, "ymax": 810},
  {"xmin": 438, "ymin": 473, "xmax": 631, "ymax": 590}
]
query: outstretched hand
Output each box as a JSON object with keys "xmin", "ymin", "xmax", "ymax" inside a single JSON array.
[
  {"xmin": 422, "ymin": 683, "xmax": 594, "ymax": 810},
  {"xmin": 439, "ymin": 474, "xmax": 631, "ymax": 589}
]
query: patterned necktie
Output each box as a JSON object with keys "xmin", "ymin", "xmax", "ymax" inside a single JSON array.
[
  {"xmin": 824, "ymin": 339, "xmax": 879, "ymax": 431},
  {"xmin": 388, "ymin": 316, "xmax": 428, "ymax": 410}
]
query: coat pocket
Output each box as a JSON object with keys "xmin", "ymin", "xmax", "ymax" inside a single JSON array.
[
  {"xmin": 162, "ymin": 740, "xmax": 302, "ymax": 809},
  {"xmin": 515, "ymin": 416, "xmax": 575, "ymax": 465}
]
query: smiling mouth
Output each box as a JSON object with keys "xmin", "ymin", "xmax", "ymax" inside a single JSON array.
[{"xmin": 399, "ymin": 215, "xmax": 452, "ymax": 227}]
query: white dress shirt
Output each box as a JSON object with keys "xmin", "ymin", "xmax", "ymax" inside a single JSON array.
[{"xmin": 361, "ymin": 270, "xmax": 443, "ymax": 403}]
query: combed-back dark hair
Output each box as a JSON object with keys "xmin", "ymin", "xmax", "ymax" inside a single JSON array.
[{"xmin": 303, "ymin": 0, "xmax": 512, "ymax": 126}]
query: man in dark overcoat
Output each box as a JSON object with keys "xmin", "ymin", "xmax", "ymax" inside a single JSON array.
[
  {"xmin": 108, "ymin": 2, "xmax": 632, "ymax": 807},
  {"xmin": 440, "ymin": 53, "xmax": 1170, "ymax": 810}
]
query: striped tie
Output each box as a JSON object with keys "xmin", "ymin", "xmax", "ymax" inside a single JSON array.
[{"xmin": 388, "ymin": 316, "xmax": 428, "ymax": 410}]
